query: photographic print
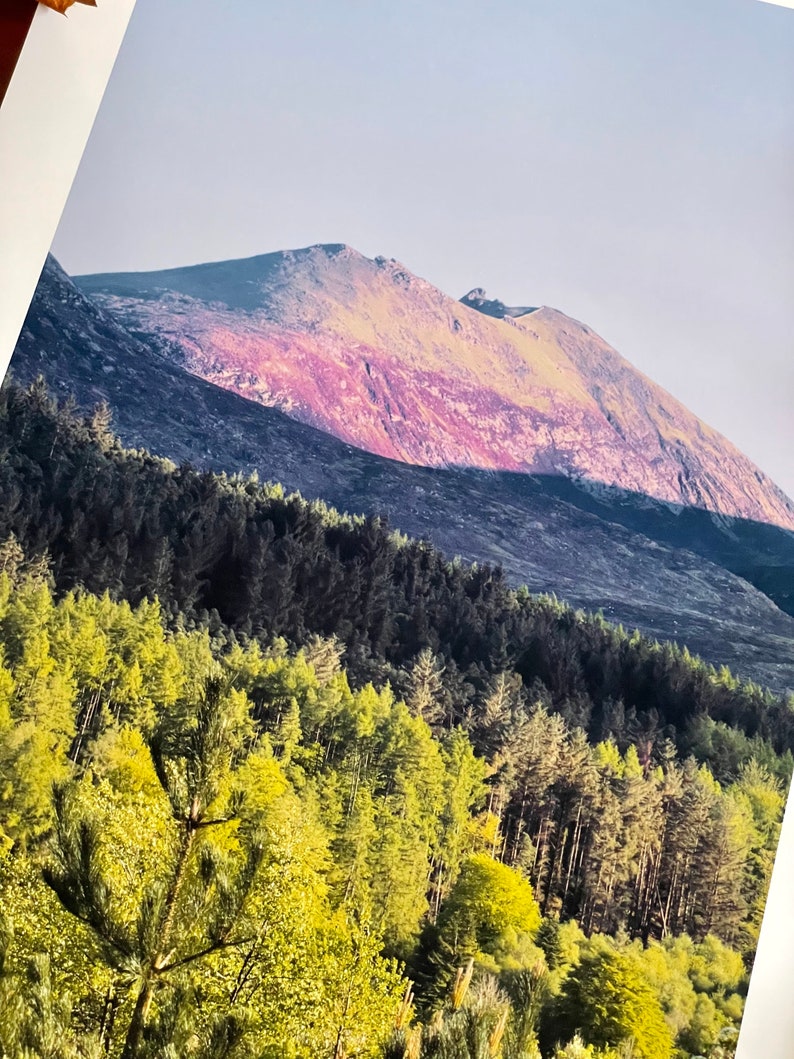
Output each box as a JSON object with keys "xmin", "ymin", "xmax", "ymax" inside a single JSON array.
[{"xmin": 1, "ymin": 1, "xmax": 793, "ymax": 1057}]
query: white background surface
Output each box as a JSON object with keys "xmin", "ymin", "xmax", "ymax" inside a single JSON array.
[
  {"xmin": 0, "ymin": 0, "xmax": 136, "ymax": 380},
  {"xmin": 737, "ymin": 775, "xmax": 794, "ymax": 1057},
  {"xmin": 0, "ymin": 1, "xmax": 792, "ymax": 1056}
]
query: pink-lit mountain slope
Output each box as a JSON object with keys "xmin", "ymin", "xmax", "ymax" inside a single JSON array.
[{"xmin": 77, "ymin": 243, "xmax": 794, "ymax": 531}]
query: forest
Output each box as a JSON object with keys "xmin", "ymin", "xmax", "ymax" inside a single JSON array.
[{"xmin": 0, "ymin": 377, "xmax": 790, "ymax": 1058}]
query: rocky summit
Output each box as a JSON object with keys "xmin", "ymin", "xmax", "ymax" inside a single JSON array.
[{"xmin": 74, "ymin": 242, "xmax": 794, "ymax": 531}]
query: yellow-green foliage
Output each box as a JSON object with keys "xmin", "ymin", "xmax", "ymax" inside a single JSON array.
[
  {"xmin": 550, "ymin": 947, "xmax": 674, "ymax": 1059},
  {"xmin": 0, "ymin": 569, "xmax": 763, "ymax": 1059},
  {"xmin": 0, "ymin": 576, "xmax": 406, "ymax": 1059},
  {"xmin": 0, "ymin": 583, "xmax": 204, "ymax": 849},
  {"xmin": 436, "ymin": 853, "xmax": 542, "ymax": 972}
]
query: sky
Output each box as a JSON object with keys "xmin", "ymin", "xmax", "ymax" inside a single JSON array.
[{"xmin": 51, "ymin": 0, "xmax": 794, "ymax": 497}]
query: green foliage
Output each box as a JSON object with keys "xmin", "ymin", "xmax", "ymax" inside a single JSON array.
[
  {"xmin": 0, "ymin": 578, "xmax": 406, "ymax": 1056},
  {"xmin": 1, "ymin": 378, "xmax": 792, "ymax": 776},
  {"xmin": 623, "ymin": 934, "xmax": 746, "ymax": 1056},
  {"xmin": 0, "ymin": 463, "xmax": 774, "ymax": 1059},
  {"xmin": 544, "ymin": 948, "xmax": 674, "ymax": 1059},
  {"xmin": 437, "ymin": 855, "xmax": 541, "ymax": 967},
  {"xmin": 387, "ymin": 970, "xmax": 515, "ymax": 1059}
]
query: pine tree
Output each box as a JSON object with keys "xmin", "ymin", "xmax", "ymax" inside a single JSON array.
[
  {"xmin": 43, "ymin": 677, "xmax": 261, "ymax": 1057},
  {"xmin": 407, "ymin": 648, "xmax": 447, "ymax": 726}
]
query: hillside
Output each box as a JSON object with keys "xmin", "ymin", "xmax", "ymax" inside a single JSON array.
[
  {"xmin": 3, "ymin": 255, "xmax": 793, "ymax": 1059},
  {"xmin": 0, "ymin": 540, "xmax": 781, "ymax": 1059},
  {"xmin": 9, "ymin": 256, "xmax": 794, "ymax": 694},
  {"xmin": 75, "ymin": 242, "xmax": 794, "ymax": 531}
]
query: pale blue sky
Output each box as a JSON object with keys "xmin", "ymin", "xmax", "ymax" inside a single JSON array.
[{"xmin": 52, "ymin": 0, "xmax": 794, "ymax": 497}]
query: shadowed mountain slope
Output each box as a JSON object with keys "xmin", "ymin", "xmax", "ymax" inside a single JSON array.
[{"xmin": 8, "ymin": 256, "xmax": 794, "ymax": 693}]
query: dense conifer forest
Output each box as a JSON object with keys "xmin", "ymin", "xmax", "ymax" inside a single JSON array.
[{"xmin": 0, "ymin": 378, "xmax": 790, "ymax": 1058}]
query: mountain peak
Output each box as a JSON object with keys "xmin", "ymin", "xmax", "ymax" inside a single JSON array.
[{"xmin": 73, "ymin": 244, "xmax": 794, "ymax": 531}]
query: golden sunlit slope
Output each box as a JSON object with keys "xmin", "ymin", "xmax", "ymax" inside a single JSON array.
[{"xmin": 77, "ymin": 243, "xmax": 794, "ymax": 531}]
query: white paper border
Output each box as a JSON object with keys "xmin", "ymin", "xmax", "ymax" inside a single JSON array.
[{"xmin": 0, "ymin": 0, "xmax": 137, "ymax": 375}]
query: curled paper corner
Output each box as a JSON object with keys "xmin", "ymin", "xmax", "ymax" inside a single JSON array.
[{"xmin": 37, "ymin": 0, "xmax": 98, "ymax": 13}]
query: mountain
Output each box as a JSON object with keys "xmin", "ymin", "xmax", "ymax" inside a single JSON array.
[
  {"xmin": 9, "ymin": 255, "xmax": 794, "ymax": 694},
  {"xmin": 74, "ymin": 243, "xmax": 794, "ymax": 532}
]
